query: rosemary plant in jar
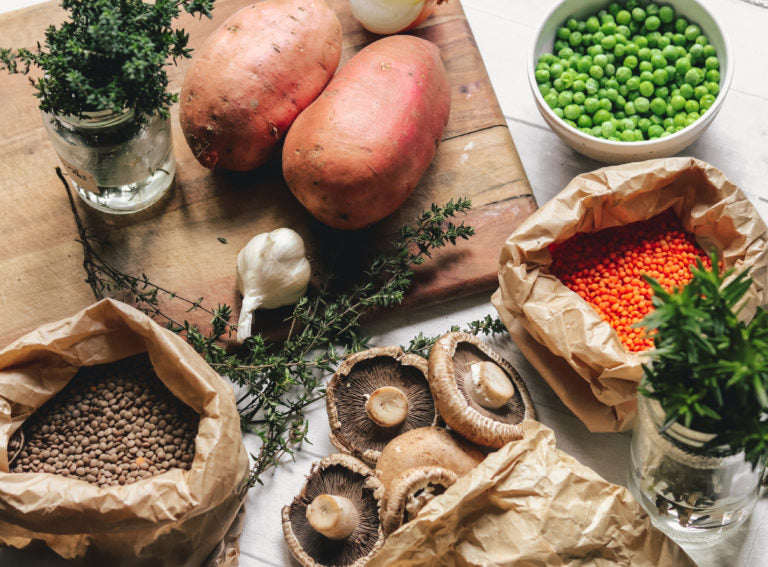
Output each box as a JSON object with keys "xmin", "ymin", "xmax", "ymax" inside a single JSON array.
[
  {"xmin": 629, "ymin": 251, "xmax": 768, "ymax": 541},
  {"xmin": 0, "ymin": 0, "xmax": 215, "ymax": 214}
]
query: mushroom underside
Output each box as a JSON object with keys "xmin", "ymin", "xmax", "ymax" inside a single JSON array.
[
  {"xmin": 287, "ymin": 463, "xmax": 381, "ymax": 566},
  {"xmin": 381, "ymin": 466, "xmax": 458, "ymax": 536},
  {"xmin": 453, "ymin": 344, "xmax": 527, "ymax": 423},
  {"xmin": 331, "ymin": 357, "xmax": 437, "ymax": 454}
]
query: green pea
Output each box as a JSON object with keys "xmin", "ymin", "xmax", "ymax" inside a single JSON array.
[
  {"xmin": 588, "ymin": 45, "xmax": 604, "ymax": 57},
  {"xmin": 635, "ymin": 96, "xmax": 650, "ymax": 113},
  {"xmin": 598, "ymin": 88, "xmax": 608, "ymax": 98},
  {"xmin": 688, "ymin": 111, "xmax": 700, "ymax": 120},
  {"xmin": 606, "ymin": 87, "xmax": 619, "ymax": 101},
  {"xmin": 705, "ymin": 81, "xmax": 719, "ymax": 96},
  {"xmin": 632, "ymin": 7, "xmax": 646, "ymax": 22},
  {"xmin": 606, "ymin": 78, "xmax": 620, "ymax": 90},
  {"xmin": 605, "ymin": 63, "xmax": 616, "ymax": 77},
  {"xmin": 594, "ymin": 30, "xmax": 606, "ymax": 43},
  {"xmin": 674, "ymin": 18, "xmax": 688, "ymax": 34},
  {"xmin": 584, "ymin": 97, "xmax": 600, "ymax": 113},
  {"xmin": 624, "ymin": 55, "xmax": 638, "ymax": 69},
  {"xmin": 675, "ymin": 57, "xmax": 691, "ymax": 75},
  {"xmin": 625, "ymin": 42, "xmax": 639, "ymax": 56},
  {"xmin": 700, "ymin": 93, "xmax": 716, "ymax": 110},
  {"xmin": 689, "ymin": 43, "xmax": 705, "ymax": 63},
  {"xmin": 535, "ymin": 69, "xmax": 550, "ymax": 84},
  {"xmin": 577, "ymin": 114, "xmax": 593, "ymax": 128},
  {"xmin": 544, "ymin": 93, "xmax": 558, "ymax": 109},
  {"xmin": 591, "ymin": 125, "xmax": 603, "ymax": 137},
  {"xmin": 652, "ymin": 68, "xmax": 669, "ymax": 85},
  {"xmin": 617, "ymin": 25, "xmax": 631, "ymax": 38},
  {"xmin": 672, "ymin": 33, "xmax": 686, "ymax": 46},
  {"xmin": 615, "ymin": 111, "xmax": 626, "ymax": 120},
  {"xmin": 705, "ymin": 69, "xmax": 720, "ymax": 83},
  {"xmin": 608, "ymin": 3, "xmax": 621, "ymax": 15},
  {"xmin": 693, "ymin": 85, "xmax": 709, "ymax": 100},
  {"xmin": 663, "ymin": 117, "xmax": 674, "ymax": 128},
  {"xmin": 550, "ymin": 63, "xmax": 564, "ymax": 78},
  {"xmin": 614, "ymin": 43, "xmax": 627, "ymax": 58},
  {"xmin": 560, "ymin": 73, "xmax": 574, "ymax": 89},
  {"xmin": 599, "ymin": 97, "xmax": 613, "ymax": 110},
  {"xmin": 586, "ymin": 16, "xmax": 600, "ymax": 33},
  {"xmin": 553, "ymin": 78, "xmax": 565, "ymax": 92},
  {"xmin": 626, "ymin": 76, "xmax": 641, "ymax": 91},
  {"xmin": 566, "ymin": 17, "xmax": 578, "ymax": 30},
  {"xmin": 659, "ymin": 5, "xmax": 674, "ymax": 23},
  {"xmin": 589, "ymin": 65, "xmax": 604, "ymax": 79},
  {"xmin": 602, "ymin": 121, "xmax": 616, "ymax": 137},
  {"xmin": 564, "ymin": 104, "xmax": 581, "ymax": 120},
  {"xmin": 684, "ymin": 25, "xmax": 700, "ymax": 41},
  {"xmin": 695, "ymin": 34, "xmax": 709, "ymax": 46},
  {"xmin": 573, "ymin": 91, "xmax": 586, "ymax": 105},
  {"xmin": 673, "ymin": 112, "xmax": 688, "ymax": 127},
  {"xmin": 615, "ymin": 66, "xmax": 632, "ymax": 83},
  {"xmin": 650, "ymin": 97, "xmax": 666, "ymax": 115},
  {"xmin": 638, "ymin": 47, "xmax": 652, "ymax": 61},
  {"xmin": 684, "ymin": 68, "xmax": 702, "ymax": 85},
  {"xmin": 539, "ymin": 83, "xmax": 551, "ymax": 96},
  {"xmin": 678, "ymin": 83, "xmax": 692, "ymax": 98},
  {"xmin": 646, "ymin": 31, "xmax": 660, "ymax": 48},
  {"xmin": 640, "ymin": 81, "xmax": 654, "ymax": 96},
  {"xmin": 594, "ymin": 108, "xmax": 611, "ymax": 124},
  {"xmin": 638, "ymin": 117, "xmax": 651, "ymax": 132},
  {"xmin": 577, "ymin": 56, "xmax": 592, "ymax": 73},
  {"xmin": 655, "ymin": 86, "xmax": 669, "ymax": 99},
  {"xmin": 649, "ymin": 114, "xmax": 663, "ymax": 125},
  {"xmin": 648, "ymin": 124, "xmax": 664, "ymax": 138},
  {"xmin": 594, "ymin": 54, "xmax": 608, "ymax": 67},
  {"xmin": 646, "ymin": 3, "xmax": 660, "ymax": 16},
  {"xmin": 616, "ymin": 94, "xmax": 627, "ymax": 106},
  {"xmin": 624, "ymin": 101, "xmax": 636, "ymax": 115},
  {"xmin": 602, "ymin": 35, "xmax": 618, "ymax": 51},
  {"xmin": 651, "ymin": 54, "xmax": 667, "ymax": 69},
  {"xmin": 657, "ymin": 36, "xmax": 671, "ymax": 50},
  {"xmin": 602, "ymin": 21, "xmax": 618, "ymax": 35},
  {"xmin": 645, "ymin": 15, "xmax": 661, "ymax": 31},
  {"xmin": 625, "ymin": 87, "xmax": 635, "ymax": 98},
  {"xmin": 553, "ymin": 107, "xmax": 564, "ymax": 118},
  {"xmin": 705, "ymin": 56, "xmax": 719, "ymax": 71},
  {"xmin": 684, "ymin": 115, "xmax": 698, "ymax": 127},
  {"xmin": 703, "ymin": 44, "xmax": 716, "ymax": 58},
  {"xmin": 558, "ymin": 91, "xmax": 573, "ymax": 106},
  {"xmin": 559, "ymin": 47, "xmax": 575, "ymax": 59},
  {"xmin": 583, "ymin": 32, "xmax": 594, "ymax": 45},
  {"xmin": 671, "ymin": 95, "xmax": 686, "ymax": 111},
  {"xmin": 573, "ymin": 79, "xmax": 587, "ymax": 93},
  {"xmin": 569, "ymin": 31, "xmax": 583, "ymax": 47},
  {"xmin": 685, "ymin": 99, "xmax": 699, "ymax": 113}
]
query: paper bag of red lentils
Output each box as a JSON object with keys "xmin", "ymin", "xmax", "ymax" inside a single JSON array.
[
  {"xmin": 491, "ymin": 157, "xmax": 768, "ymax": 432},
  {"xmin": 0, "ymin": 298, "xmax": 250, "ymax": 566}
]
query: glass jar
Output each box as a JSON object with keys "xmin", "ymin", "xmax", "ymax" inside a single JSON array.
[
  {"xmin": 42, "ymin": 108, "xmax": 175, "ymax": 214},
  {"xmin": 629, "ymin": 394, "xmax": 766, "ymax": 541}
]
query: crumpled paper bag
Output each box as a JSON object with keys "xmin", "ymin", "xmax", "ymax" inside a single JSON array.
[
  {"xmin": 0, "ymin": 299, "xmax": 250, "ymax": 566},
  {"xmin": 492, "ymin": 157, "xmax": 768, "ymax": 432},
  {"xmin": 368, "ymin": 420, "xmax": 695, "ymax": 567}
]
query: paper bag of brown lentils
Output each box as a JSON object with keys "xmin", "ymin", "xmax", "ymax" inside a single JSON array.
[
  {"xmin": 0, "ymin": 298, "xmax": 250, "ymax": 566},
  {"xmin": 492, "ymin": 157, "xmax": 768, "ymax": 433}
]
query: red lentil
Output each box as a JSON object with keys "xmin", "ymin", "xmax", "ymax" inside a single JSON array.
[{"xmin": 548, "ymin": 209, "xmax": 710, "ymax": 352}]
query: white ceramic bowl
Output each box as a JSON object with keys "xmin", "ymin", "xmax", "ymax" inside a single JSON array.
[{"xmin": 529, "ymin": 0, "xmax": 733, "ymax": 163}]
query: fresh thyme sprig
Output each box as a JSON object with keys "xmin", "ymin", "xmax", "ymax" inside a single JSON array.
[
  {"xmin": 403, "ymin": 314, "xmax": 507, "ymax": 358},
  {"xmin": 58, "ymin": 168, "xmax": 481, "ymax": 486},
  {"xmin": 1, "ymin": 0, "xmax": 215, "ymax": 119}
]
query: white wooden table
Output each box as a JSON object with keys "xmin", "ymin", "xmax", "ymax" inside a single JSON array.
[{"xmin": 1, "ymin": 1, "xmax": 766, "ymax": 566}]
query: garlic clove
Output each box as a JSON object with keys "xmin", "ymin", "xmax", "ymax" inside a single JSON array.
[{"xmin": 236, "ymin": 228, "xmax": 311, "ymax": 342}]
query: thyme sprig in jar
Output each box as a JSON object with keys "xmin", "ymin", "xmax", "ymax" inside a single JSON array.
[{"xmin": 1, "ymin": 0, "xmax": 216, "ymax": 213}]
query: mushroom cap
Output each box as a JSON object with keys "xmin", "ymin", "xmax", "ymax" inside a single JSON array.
[
  {"xmin": 428, "ymin": 332, "xmax": 536, "ymax": 448},
  {"xmin": 380, "ymin": 466, "xmax": 458, "ymax": 536},
  {"xmin": 374, "ymin": 426, "xmax": 485, "ymax": 492},
  {"xmin": 327, "ymin": 346, "xmax": 438, "ymax": 466},
  {"xmin": 282, "ymin": 453, "xmax": 385, "ymax": 567}
]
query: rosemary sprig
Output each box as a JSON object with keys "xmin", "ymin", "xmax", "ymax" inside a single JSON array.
[{"xmin": 58, "ymin": 168, "xmax": 486, "ymax": 486}]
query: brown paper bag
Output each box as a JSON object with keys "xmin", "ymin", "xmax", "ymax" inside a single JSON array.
[
  {"xmin": 368, "ymin": 420, "xmax": 695, "ymax": 567},
  {"xmin": 491, "ymin": 157, "xmax": 768, "ymax": 432},
  {"xmin": 0, "ymin": 299, "xmax": 250, "ymax": 566}
]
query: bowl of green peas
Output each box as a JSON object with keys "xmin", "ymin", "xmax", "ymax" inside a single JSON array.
[{"xmin": 529, "ymin": 0, "xmax": 732, "ymax": 163}]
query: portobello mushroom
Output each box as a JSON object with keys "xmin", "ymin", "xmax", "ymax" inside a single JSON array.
[
  {"xmin": 428, "ymin": 332, "xmax": 536, "ymax": 448},
  {"xmin": 326, "ymin": 346, "xmax": 438, "ymax": 466}
]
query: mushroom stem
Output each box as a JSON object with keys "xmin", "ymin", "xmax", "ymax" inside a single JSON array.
[
  {"xmin": 365, "ymin": 386, "xmax": 409, "ymax": 427},
  {"xmin": 306, "ymin": 494, "xmax": 359, "ymax": 540},
  {"xmin": 467, "ymin": 361, "xmax": 515, "ymax": 409}
]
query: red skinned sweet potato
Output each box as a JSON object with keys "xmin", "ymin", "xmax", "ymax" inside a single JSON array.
[
  {"xmin": 282, "ymin": 35, "xmax": 451, "ymax": 230},
  {"xmin": 180, "ymin": 0, "xmax": 342, "ymax": 171}
]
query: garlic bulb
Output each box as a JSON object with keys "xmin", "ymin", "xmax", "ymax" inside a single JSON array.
[
  {"xmin": 236, "ymin": 228, "xmax": 311, "ymax": 342},
  {"xmin": 349, "ymin": 0, "xmax": 442, "ymax": 35}
]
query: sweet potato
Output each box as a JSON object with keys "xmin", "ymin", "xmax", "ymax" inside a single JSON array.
[
  {"xmin": 282, "ymin": 35, "xmax": 451, "ymax": 230},
  {"xmin": 180, "ymin": 0, "xmax": 342, "ymax": 171}
]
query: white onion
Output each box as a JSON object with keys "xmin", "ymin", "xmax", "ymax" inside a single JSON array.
[{"xmin": 350, "ymin": 0, "xmax": 437, "ymax": 35}]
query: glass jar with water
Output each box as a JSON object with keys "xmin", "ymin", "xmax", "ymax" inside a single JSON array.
[{"xmin": 43, "ymin": 108, "xmax": 175, "ymax": 214}]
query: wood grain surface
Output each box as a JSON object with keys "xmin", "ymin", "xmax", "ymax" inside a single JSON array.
[{"xmin": 0, "ymin": 0, "xmax": 535, "ymax": 347}]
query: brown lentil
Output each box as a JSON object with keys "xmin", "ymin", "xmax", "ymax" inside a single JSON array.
[{"xmin": 8, "ymin": 354, "xmax": 199, "ymax": 487}]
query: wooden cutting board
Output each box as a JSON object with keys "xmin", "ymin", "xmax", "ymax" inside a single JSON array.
[{"xmin": 0, "ymin": 0, "xmax": 536, "ymax": 348}]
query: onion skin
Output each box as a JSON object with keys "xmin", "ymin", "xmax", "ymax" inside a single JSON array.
[{"xmin": 351, "ymin": 0, "xmax": 444, "ymax": 35}]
